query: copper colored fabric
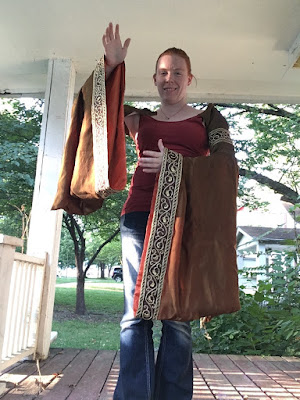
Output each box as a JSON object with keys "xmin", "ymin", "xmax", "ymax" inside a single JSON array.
[
  {"xmin": 134, "ymin": 106, "xmax": 240, "ymax": 321},
  {"xmin": 52, "ymin": 57, "xmax": 240, "ymax": 319},
  {"xmin": 160, "ymin": 147, "xmax": 239, "ymax": 320},
  {"xmin": 51, "ymin": 62, "xmax": 126, "ymax": 215}
]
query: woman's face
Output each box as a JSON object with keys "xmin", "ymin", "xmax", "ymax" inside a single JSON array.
[{"xmin": 154, "ymin": 54, "xmax": 192, "ymax": 105}]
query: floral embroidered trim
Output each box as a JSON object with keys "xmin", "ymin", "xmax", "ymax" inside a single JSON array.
[
  {"xmin": 91, "ymin": 56, "xmax": 111, "ymax": 198},
  {"xmin": 209, "ymin": 128, "xmax": 233, "ymax": 148},
  {"xmin": 136, "ymin": 149, "xmax": 183, "ymax": 320}
]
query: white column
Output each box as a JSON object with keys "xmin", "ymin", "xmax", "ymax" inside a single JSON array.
[{"xmin": 27, "ymin": 58, "xmax": 76, "ymax": 359}]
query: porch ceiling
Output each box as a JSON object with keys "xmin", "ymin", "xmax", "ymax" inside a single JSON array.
[{"xmin": 1, "ymin": 0, "xmax": 300, "ymax": 103}]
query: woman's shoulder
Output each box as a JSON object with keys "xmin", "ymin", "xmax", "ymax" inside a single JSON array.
[
  {"xmin": 125, "ymin": 107, "xmax": 158, "ymax": 134},
  {"xmin": 124, "ymin": 104, "xmax": 156, "ymax": 118},
  {"xmin": 200, "ymin": 104, "xmax": 229, "ymax": 130},
  {"xmin": 125, "ymin": 112, "xmax": 140, "ymax": 136}
]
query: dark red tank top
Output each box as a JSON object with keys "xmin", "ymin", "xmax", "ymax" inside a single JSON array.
[{"xmin": 121, "ymin": 114, "xmax": 209, "ymax": 215}]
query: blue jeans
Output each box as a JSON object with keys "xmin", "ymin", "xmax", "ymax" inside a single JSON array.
[{"xmin": 113, "ymin": 212, "xmax": 193, "ymax": 400}]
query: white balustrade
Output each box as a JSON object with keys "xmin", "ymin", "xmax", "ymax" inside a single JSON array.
[{"xmin": 0, "ymin": 235, "xmax": 47, "ymax": 371}]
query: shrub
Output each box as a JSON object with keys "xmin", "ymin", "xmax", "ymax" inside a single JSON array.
[{"xmin": 192, "ymin": 249, "xmax": 300, "ymax": 356}]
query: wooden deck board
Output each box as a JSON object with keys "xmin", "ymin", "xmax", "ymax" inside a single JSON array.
[
  {"xmin": 67, "ymin": 350, "xmax": 116, "ymax": 400},
  {"xmin": 0, "ymin": 348, "xmax": 62, "ymax": 398},
  {"xmin": 193, "ymin": 354, "xmax": 244, "ymax": 399},
  {"xmin": 192, "ymin": 361, "xmax": 216, "ymax": 400},
  {"xmin": 247, "ymin": 356, "xmax": 300, "ymax": 398},
  {"xmin": 40, "ymin": 349, "xmax": 99, "ymax": 399},
  {"xmin": 210, "ymin": 354, "xmax": 270, "ymax": 399},
  {"xmin": 3, "ymin": 349, "xmax": 81, "ymax": 399},
  {"xmin": 0, "ymin": 349, "xmax": 299, "ymax": 400},
  {"xmin": 98, "ymin": 353, "xmax": 119, "ymax": 400},
  {"xmin": 228, "ymin": 355, "xmax": 300, "ymax": 400}
]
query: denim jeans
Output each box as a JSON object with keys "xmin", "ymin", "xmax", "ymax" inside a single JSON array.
[{"xmin": 113, "ymin": 212, "xmax": 193, "ymax": 400}]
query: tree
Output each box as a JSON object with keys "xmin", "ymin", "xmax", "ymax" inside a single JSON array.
[
  {"xmin": 2, "ymin": 99, "xmax": 298, "ymax": 315},
  {"xmin": 59, "ymin": 133, "xmax": 137, "ymax": 314},
  {"xmin": 58, "ymin": 227, "xmax": 76, "ymax": 270},
  {"xmin": 215, "ymin": 103, "xmax": 300, "ymax": 207},
  {"xmin": 0, "ymin": 99, "xmax": 42, "ymax": 247},
  {"xmin": 62, "ymin": 193, "xmax": 125, "ymax": 314}
]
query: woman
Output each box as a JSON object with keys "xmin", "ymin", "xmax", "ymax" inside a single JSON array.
[
  {"xmin": 103, "ymin": 23, "xmax": 196, "ymax": 400},
  {"xmin": 52, "ymin": 21, "xmax": 239, "ymax": 400},
  {"xmin": 102, "ymin": 23, "xmax": 239, "ymax": 400}
]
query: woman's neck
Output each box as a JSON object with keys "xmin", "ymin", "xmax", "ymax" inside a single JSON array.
[
  {"xmin": 159, "ymin": 102, "xmax": 188, "ymax": 120},
  {"xmin": 156, "ymin": 102, "xmax": 199, "ymax": 122}
]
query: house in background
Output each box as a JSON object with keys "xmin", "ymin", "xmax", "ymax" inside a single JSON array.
[
  {"xmin": 237, "ymin": 225, "xmax": 298, "ymax": 293},
  {"xmin": 237, "ymin": 193, "xmax": 297, "ymax": 229}
]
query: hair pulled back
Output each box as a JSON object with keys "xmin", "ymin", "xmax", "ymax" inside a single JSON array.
[{"xmin": 154, "ymin": 47, "xmax": 192, "ymax": 76}]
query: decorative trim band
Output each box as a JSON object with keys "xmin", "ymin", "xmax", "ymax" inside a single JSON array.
[
  {"xmin": 92, "ymin": 57, "xmax": 110, "ymax": 198},
  {"xmin": 209, "ymin": 128, "xmax": 233, "ymax": 148},
  {"xmin": 136, "ymin": 149, "xmax": 183, "ymax": 320}
]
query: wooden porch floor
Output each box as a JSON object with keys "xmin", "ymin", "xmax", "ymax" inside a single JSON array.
[{"xmin": 1, "ymin": 349, "xmax": 300, "ymax": 399}]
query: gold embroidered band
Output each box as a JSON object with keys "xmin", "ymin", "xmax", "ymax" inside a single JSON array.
[
  {"xmin": 92, "ymin": 56, "xmax": 111, "ymax": 198},
  {"xmin": 209, "ymin": 128, "xmax": 233, "ymax": 148},
  {"xmin": 136, "ymin": 149, "xmax": 183, "ymax": 320}
]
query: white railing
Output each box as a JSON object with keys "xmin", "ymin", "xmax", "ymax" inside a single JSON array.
[{"xmin": 0, "ymin": 235, "xmax": 47, "ymax": 371}]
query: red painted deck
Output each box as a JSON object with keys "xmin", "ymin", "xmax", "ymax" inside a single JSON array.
[{"xmin": 1, "ymin": 349, "xmax": 300, "ymax": 399}]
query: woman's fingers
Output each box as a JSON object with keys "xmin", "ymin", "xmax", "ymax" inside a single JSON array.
[
  {"xmin": 158, "ymin": 138, "xmax": 165, "ymax": 152},
  {"xmin": 139, "ymin": 140, "xmax": 164, "ymax": 173},
  {"xmin": 139, "ymin": 158, "xmax": 161, "ymax": 167},
  {"xmin": 123, "ymin": 37, "xmax": 131, "ymax": 51},
  {"xmin": 103, "ymin": 22, "xmax": 127, "ymax": 45},
  {"xmin": 142, "ymin": 140, "xmax": 164, "ymax": 158},
  {"xmin": 107, "ymin": 22, "xmax": 114, "ymax": 41},
  {"xmin": 142, "ymin": 150, "xmax": 161, "ymax": 158},
  {"xmin": 142, "ymin": 168, "xmax": 159, "ymax": 173},
  {"xmin": 103, "ymin": 23, "xmax": 114, "ymax": 44},
  {"xmin": 102, "ymin": 22, "xmax": 131, "ymax": 66},
  {"xmin": 115, "ymin": 23, "xmax": 120, "ymax": 39},
  {"xmin": 139, "ymin": 156, "xmax": 161, "ymax": 173}
]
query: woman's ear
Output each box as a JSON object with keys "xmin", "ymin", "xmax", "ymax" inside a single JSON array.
[
  {"xmin": 153, "ymin": 74, "xmax": 157, "ymax": 86},
  {"xmin": 187, "ymin": 74, "xmax": 193, "ymax": 86}
]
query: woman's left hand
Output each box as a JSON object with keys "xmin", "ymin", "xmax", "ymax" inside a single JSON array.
[{"xmin": 139, "ymin": 139, "xmax": 165, "ymax": 173}]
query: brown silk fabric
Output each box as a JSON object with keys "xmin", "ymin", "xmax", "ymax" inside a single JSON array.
[
  {"xmin": 51, "ymin": 62, "xmax": 126, "ymax": 215},
  {"xmin": 158, "ymin": 146, "xmax": 240, "ymax": 320},
  {"xmin": 51, "ymin": 57, "xmax": 240, "ymax": 320},
  {"xmin": 133, "ymin": 105, "xmax": 240, "ymax": 321}
]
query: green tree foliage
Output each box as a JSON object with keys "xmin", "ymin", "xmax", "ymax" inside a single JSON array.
[
  {"xmin": 58, "ymin": 227, "xmax": 76, "ymax": 269},
  {"xmin": 0, "ymin": 99, "xmax": 42, "ymax": 242},
  {"xmin": 217, "ymin": 103, "xmax": 300, "ymax": 206},
  {"xmin": 63, "ymin": 213, "xmax": 119, "ymax": 314},
  {"xmin": 61, "ymin": 136, "xmax": 137, "ymax": 314},
  {"xmin": 192, "ymin": 248, "xmax": 300, "ymax": 356},
  {"xmin": 1, "ymin": 98, "xmax": 299, "ymax": 347}
]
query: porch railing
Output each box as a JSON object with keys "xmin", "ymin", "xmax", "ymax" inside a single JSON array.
[{"xmin": 0, "ymin": 234, "xmax": 47, "ymax": 371}]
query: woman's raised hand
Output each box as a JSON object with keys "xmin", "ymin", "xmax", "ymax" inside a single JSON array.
[{"xmin": 102, "ymin": 22, "xmax": 131, "ymax": 68}]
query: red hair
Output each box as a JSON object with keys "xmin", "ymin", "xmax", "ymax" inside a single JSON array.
[{"xmin": 154, "ymin": 47, "xmax": 192, "ymax": 77}]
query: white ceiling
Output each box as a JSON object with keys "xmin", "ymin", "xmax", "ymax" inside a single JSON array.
[{"xmin": 1, "ymin": 0, "xmax": 300, "ymax": 103}]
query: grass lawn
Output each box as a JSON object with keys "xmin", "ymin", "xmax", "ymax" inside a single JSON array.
[{"xmin": 51, "ymin": 278, "xmax": 124, "ymax": 350}]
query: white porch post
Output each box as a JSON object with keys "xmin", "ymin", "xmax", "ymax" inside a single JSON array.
[{"xmin": 27, "ymin": 58, "xmax": 75, "ymax": 359}]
